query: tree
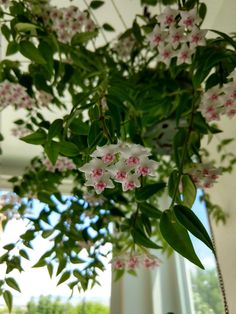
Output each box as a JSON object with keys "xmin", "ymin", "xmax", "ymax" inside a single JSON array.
[{"xmin": 191, "ymin": 269, "xmax": 224, "ymax": 314}]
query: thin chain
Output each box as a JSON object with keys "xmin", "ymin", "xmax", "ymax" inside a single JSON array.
[
  {"xmin": 207, "ymin": 210, "xmax": 230, "ymax": 314},
  {"xmin": 83, "ymin": 0, "xmax": 109, "ymax": 44},
  {"xmin": 110, "ymin": 0, "xmax": 127, "ymax": 29}
]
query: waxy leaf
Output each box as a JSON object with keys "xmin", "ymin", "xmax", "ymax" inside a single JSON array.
[
  {"xmin": 131, "ymin": 228, "xmax": 162, "ymax": 249},
  {"xmin": 59, "ymin": 141, "xmax": 79, "ymax": 157},
  {"xmin": 103, "ymin": 23, "xmax": 115, "ymax": 32},
  {"xmin": 19, "ymin": 41, "xmax": 46, "ymax": 64},
  {"xmin": 6, "ymin": 278, "xmax": 21, "ymax": 293},
  {"xmin": 174, "ymin": 205, "xmax": 214, "ymax": 251},
  {"xmin": 20, "ymin": 129, "xmax": 47, "ymax": 145},
  {"xmin": 139, "ymin": 202, "xmax": 162, "ymax": 219},
  {"xmin": 57, "ymin": 271, "xmax": 70, "ymax": 286},
  {"xmin": 15, "ymin": 22, "xmax": 39, "ymax": 32},
  {"xmin": 181, "ymin": 174, "xmax": 196, "ymax": 208},
  {"xmin": 90, "ymin": 0, "xmax": 104, "ymax": 9},
  {"xmin": 3, "ymin": 290, "xmax": 12, "ymax": 313},
  {"xmin": 135, "ymin": 182, "xmax": 166, "ymax": 201},
  {"xmin": 47, "ymin": 119, "xmax": 63, "ymax": 141},
  {"xmin": 160, "ymin": 210, "xmax": 204, "ymax": 269},
  {"xmin": 44, "ymin": 141, "xmax": 60, "ymax": 165}
]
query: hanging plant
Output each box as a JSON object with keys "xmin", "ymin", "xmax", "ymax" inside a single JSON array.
[{"xmin": 0, "ymin": 0, "xmax": 235, "ymax": 311}]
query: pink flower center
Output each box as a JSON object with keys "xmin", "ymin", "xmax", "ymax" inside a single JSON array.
[
  {"xmin": 138, "ymin": 166, "xmax": 150, "ymax": 176},
  {"xmin": 162, "ymin": 50, "xmax": 171, "ymax": 59},
  {"xmin": 230, "ymin": 90, "xmax": 236, "ymax": 99},
  {"xmin": 124, "ymin": 181, "xmax": 136, "ymax": 190},
  {"xmin": 153, "ymin": 34, "xmax": 162, "ymax": 44},
  {"xmin": 102, "ymin": 153, "xmax": 115, "ymax": 164},
  {"xmin": 94, "ymin": 181, "xmax": 106, "ymax": 191},
  {"xmin": 143, "ymin": 258, "xmax": 157, "ymax": 268},
  {"xmin": 91, "ymin": 168, "xmax": 103, "ymax": 178},
  {"xmin": 173, "ymin": 33, "xmax": 181, "ymax": 43},
  {"xmin": 224, "ymin": 99, "xmax": 233, "ymax": 107},
  {"xmin": 113, "ymin": 260, "xmax": 125, "ymax": 270},
  {"xmin": 180, "ymin": 51, "xmax": 188, "ymax": 60},
  {"xmin": 183, "ymin": 17, "xmax": 194, "ymax": 27},
  {"xmin": 127, "ymin": 257, "xmax": 138, "ymax": 269},
  {"xmin": 191, "ymin": 34, "xmax": 201, "ymax": 44},
  {"xmin": 126, "ymin": 156, "xmax": 140, "ymax": 166},
  {"xmin": 165, "ymin": 15, "xmax": 174, "ymax": 25},
  {"xmin": 115, "ymin": 171, "xmax": 127, "ymax": 180}
]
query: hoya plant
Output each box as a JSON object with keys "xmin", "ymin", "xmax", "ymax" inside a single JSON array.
[{"xmin": 0, "ymin": 0, "xmax": 235, "ymax": 311}]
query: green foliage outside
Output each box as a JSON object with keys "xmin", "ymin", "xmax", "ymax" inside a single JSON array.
[
  {"xmin": 0, "ymin": 296, "xmax": 109, "ymax": 314},
  {"xmin": 191, "ymin": 269, "xmax": 224, "ymax": 314}
]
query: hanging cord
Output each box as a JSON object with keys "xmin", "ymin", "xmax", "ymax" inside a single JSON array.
[
  {"xmin": 207, "ymin": 210, "xmax": 230, "ymax": 314},
  {"xmin": 110, "ymin": 0, "xmax": 128, "ymax": 29},
  {"xmin": 83, "ymin": 0, "xmax": 109, "ymax": 45}
]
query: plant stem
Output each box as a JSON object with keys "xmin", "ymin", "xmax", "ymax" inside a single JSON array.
[
  {"xmin": 111, "ymin": 0, "xmax": 128, "ymax": 29},
  {"xmin": 98, "ymin": 97, "xmax": 113, "ymax": 143},
  {"xmin": 170, "ymin": 96, "xmax": 196, "ymax": 208}
]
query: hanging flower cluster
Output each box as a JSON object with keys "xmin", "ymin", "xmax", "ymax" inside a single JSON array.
[
  {"xmin": 112, "ymin": 253, "xmax": 161, "ymax": 270},
  {"xmin": 186, "ymin": 162, "xmax": 222, "ymax": 189},
  {"xmin": 37, "ymin": 90, "xmax": 53, "ymax": 108},
  {"xmin": 0, "ymin": 192, "xmax": 22, "ymax": 220},
  {"xmin": 42, "ymin": 5, "xmax": 96, "ymax": 44},
  {"xmin": 0, "ymin": 80, "xmax": 35, "ymax": 110},
  {"xmin": 79, "ymin": 143, "xmax": 158, "ymax": 194},
  {"xmin": 147, "ymin": 7, "xmax": 207, "ymax": 66},
  {"xmin": 199, "ymin": 70, "xmax": 236, "ymax": 121},
  {"xmin": 113, "ymin": 35, "xmax": 136, "ymax": 58},
  {"xmin": 42, "ymin": 156, "xmax": 76, "ymax": 172},
  {"xmin": 11, "ymin": 125, "xmax": 29, "ymax": 138}
]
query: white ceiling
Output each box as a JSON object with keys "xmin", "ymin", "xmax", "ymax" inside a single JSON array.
[{"xmin": 0, "ymin": 0, "xmax": 235, "ymax": 182}]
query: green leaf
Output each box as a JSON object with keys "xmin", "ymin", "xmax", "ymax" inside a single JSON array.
[
  {"xmin": 173, "ymin": 205, "xmax": 214, "ymax": 252},
  {"xmin": 33, "ymin": 257, "xmax": 47, "ymax": 268},
  {"xmin": 47, "ymin": 263, "xmax": 53, "ymax": 278},
  {"xmin": 90, "ymin": 0, "xmax": 104, "ymax": 9},
  {"xmin": 135, "ymin": 182, "xmax": 166, "ymax": 201},
  {"xmin": 20, "ymin": 129, "xmax": 47, "ymax": 145},
  {"xmin": 168, "ymin": 170, "xmax": 181, "ymax": 202},
  {"xmin": 131, "ymin": 228, "xmax": 162, "ymax": 249},
  {"xmin": 48, "ymin": 119, "xmax": 63, "ymax": 141},
  {"xmin": 160, "ymin": 210, "xmax": 204, "ymax": 269},
  {"xmin": 44, "ymin": 141, "xmax": 60, "ymax": 165},
  {"xmin": 59, "ymin": 141, "xmax": 79, "ymax": 157},
  {"xmin": 141, "ymin": 0, "xmax": 158, "ymax": 5},
  {"xmin": 138, "ymin": 202, "xmax": 162, "ymax": 219},
  {"xmin": 42, "ymin": 230, "xmax": 54, "ymax": 239},
  {"xmin": 71, "ymin": 31, "xmax": 98, "ymax": 45},
  {"xmin": 181, "ymin": 174, "xmax": 196, "ymax": 208},
  {"xmin": 199, "ymin": 3, "xmax": 207, "ymax": 21},
  {"xmin": 210, "ymin": 29, "xmax": 236, "ymax": 50},
  {"xmin": 19, "ymin": 249, "xmax": 29, "ymax": 260},
  {"xmin": 15, "ymin": 23, "xmax": 39, "ymax": 33},
  {"xmin": 56, "ymin": 258, "xmax": 67, "ymax": 276},
  {"xmin": 37, "ymin": 191, "xmax": 54, "ymax": 206},
  {"xmin": 69, "ymin": 119, "xmax": 89, "ymax": 135},
  {"xmin": 57, "ymin": 271, "xmax": 70, "ymax": 286},
  {"xmin": 6, "ymin": 42, "xmax": 18, "ymax": 56},
  {"xmin": 3, "ymin": 244, "xmax": 15, "ymax": 251},
  {"xmin": 3, "ymin": 290, "xmax": 12, "ymax": 313},
  {"xmin": 6, "ymin": 278, "xmax": 21, "ymax": 293},
  {"xmin": 19, "ymin": 41, "xmax": 46, "ymax": 64},
  {"xmin": 88, "ymin": 120, "xmax": 102, "ymax": 147},
  {"xmin": 103, "ymin": 23, "xmax": 115, "ymax": 32}
]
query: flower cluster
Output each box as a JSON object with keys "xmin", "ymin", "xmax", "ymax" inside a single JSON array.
[
  {"xmin": 0, "ymin": 80, "xmax": 35, "ymax": 110},
  {"xmin": 0, "ymin": 192, "xmax": 22, "ymax": 220},
  {"xmin": 112, "ymin": 253, "xmax": 161, "ymax": 270},
  {"xmin": 113, "ymin": 35, "xmax": 136, "ymax": 58},
  {"xmin": 199, "ymin": 70, "xmax": 236, "ymax": 121},
  {"xmin": 37, "ymin": 90, "xmax": 53, "ymax": 108},
  {"xmin": 79, "ymin": 143, "xmax": 158, "ymax": 194},
  {"xmin": 42, "ymin": 5, "xmax": 96, "ymax": 44},
  {"xmin": 42, "ymin": 156, "xmax": 76, "ymax": 172},
  {"xmin": 147, "ymin": 7, "xmax": 207, "ymax": 66},
  {"xmin": 186, "ymin": 162, "xmax": 222, "ymax": 189},
  {"xmin": 11, "ymin": 125, "xmax": 30, "ymax": 138}
]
